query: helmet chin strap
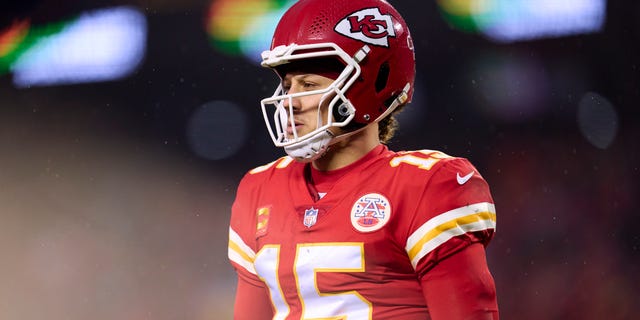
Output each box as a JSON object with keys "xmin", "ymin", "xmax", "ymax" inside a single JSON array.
[{"xmin": 284, "ymin": 129, "xmax": 335, "ymax": 162}]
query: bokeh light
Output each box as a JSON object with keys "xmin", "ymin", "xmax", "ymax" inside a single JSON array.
[
  {"xmin": 186, "ymin": 100, "xmax": 249, "ymax": 161},
  {"xmin": 0, "ymin": 18, "xmax": 70, "ymax": 76},
  {"xmin": 577, "ymin": 92, "xmax": 619, "ymax": 149},
  {"xmin": 0, "ymin": 19, "xmax": 31, "ymax": 73},
  {"xmin": 437, "ymin": 0, "xmax": 606, "ymax": 42},
  {"xmin": 11, "ymin": 6, "xmax": 147, "ymax": 87},
  {"xmin": 436, "ymin": 0, "xmax": 496, "ymax": 33},
  {"xmin": 205, "ymin": 0, "xmax": 295, "ymax": 62}
]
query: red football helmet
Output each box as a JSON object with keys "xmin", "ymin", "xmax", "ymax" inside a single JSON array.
[{"xmin": 260, "ymin": 0, "xmax": 415, "ymax": 161}]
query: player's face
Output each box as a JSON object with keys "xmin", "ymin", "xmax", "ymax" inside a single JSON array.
[{"xmin": 281, "ymin": 72, "xmax": 335, "ymax": 139}]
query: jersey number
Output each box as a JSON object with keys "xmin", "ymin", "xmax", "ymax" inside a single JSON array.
[{"xmin": 254, "ymin": 243, "xmax": 372, "ymax": 320}]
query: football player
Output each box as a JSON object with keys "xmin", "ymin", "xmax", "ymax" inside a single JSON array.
[{"xmin": 228, "ymin": 0, "xmax": 499, "ymax": 319}]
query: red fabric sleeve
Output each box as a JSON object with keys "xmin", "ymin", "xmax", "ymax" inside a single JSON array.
[
  {"xmin": 421, "ymin": 243, "xmax": 499, "ymax": 320},
  {"xmin": 233, "ymin": 275, "xmax": 274, "ymax": 320}
]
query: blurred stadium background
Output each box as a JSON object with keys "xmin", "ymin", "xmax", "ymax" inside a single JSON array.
[{"xmin": 0, "ymin": 0, "xmax": 638, "ymax": 319}]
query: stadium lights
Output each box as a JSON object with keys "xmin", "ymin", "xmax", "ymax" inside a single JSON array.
[
  {"xmin": 437, "ymin": 0, "xmax": 606, "ymax": 42},
  {"xmin": 5, "ymin": 6, "xmax": 147, "ymax": 88},
  {"xmin": 205, "ymin": 0, "xmax": 295, "ymax": 62}
]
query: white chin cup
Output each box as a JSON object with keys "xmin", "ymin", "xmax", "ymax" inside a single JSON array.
[{"xmin": 284, "ymin": 130, "xmax": 333, "ymax": 162}]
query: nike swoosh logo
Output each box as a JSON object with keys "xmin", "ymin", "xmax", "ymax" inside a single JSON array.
[{"xmin": 456, "ymin": 171, "xmax": 474, "ymax": 185}]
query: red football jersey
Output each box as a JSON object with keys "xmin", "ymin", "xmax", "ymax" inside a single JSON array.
[{"xmin": 228, "ymin": 145, "xmax": 497, "ymax": 319}]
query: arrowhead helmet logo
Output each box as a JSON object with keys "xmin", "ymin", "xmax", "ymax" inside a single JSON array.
[{"xmin": 334, "ymin": 7, "xmax": 396, "ymax": 47}]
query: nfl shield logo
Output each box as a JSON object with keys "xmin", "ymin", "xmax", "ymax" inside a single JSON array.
[{"xmin": 303, "ymin": 207, "xmax": 319, "ymax": 228}]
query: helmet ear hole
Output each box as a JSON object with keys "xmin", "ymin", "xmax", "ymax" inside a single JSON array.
[
  {"xmin": 375, "ymin": 61, "xmax": 390, "ymax": 93},
  {"xmin": 333, "ymin": 101, "xmax": 351, "ymax": 122}
]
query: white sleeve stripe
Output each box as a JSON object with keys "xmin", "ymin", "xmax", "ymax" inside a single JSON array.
[
  {"xmin": 228, "ymin": 227, "xmax": 257, "ymax": 275},
  {"xmin": 229, "ymin": 227, "xmax": 256, "ymax": 259},
  {"xmin": 405, "ymin": 202, "xmax": 496, "ymax": 267},
  {"xmin": 408, "ymin": 219, "xmax": 496, "ymax": 268},
  {"xmin": 228, "ymin": 247, "xmax": 257, "ymax": 275},
  {"xmin": 406, "ymin": 202, "xmax": 495, "ymax": 250}
]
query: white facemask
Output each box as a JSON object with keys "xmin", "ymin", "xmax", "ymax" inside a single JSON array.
[{"xmin": 260, "ymin": 43, "xmax": 368, "ymax": 162}]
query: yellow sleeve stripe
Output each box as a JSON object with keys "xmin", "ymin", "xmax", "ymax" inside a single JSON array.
[
  {"xmin": 405, "ymin": 202, "xmax": 496, "ymax": 269},
  {"xmin": 228, "ymin": 227, "xmax": 257, "ymax": 275}
]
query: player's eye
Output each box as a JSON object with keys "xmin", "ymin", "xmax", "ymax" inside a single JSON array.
[{"xmin": 302, "ymin": 82, "xmax": 317, "ymax": 89}]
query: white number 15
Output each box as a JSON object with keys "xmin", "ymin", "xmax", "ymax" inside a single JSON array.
[{"xmin": 254, "ymin": 243, "xmax": 372, "ymax": 320}]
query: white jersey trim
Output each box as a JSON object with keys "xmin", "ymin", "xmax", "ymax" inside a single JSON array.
[
  {"xmin": 228, "ymin": 227, "xmax": 257, "ymax": 275},
  {"xmin": 405, "ymin": 202, "xmax": 496, "ymax": 269}
]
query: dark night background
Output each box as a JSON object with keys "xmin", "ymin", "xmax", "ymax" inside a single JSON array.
[{"xmin": 0, "ymin": 0, "xmax": 638, "ymax": 319}]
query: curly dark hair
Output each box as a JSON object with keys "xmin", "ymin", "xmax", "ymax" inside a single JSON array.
[{"xmin": 378, "ymin": 104, "xmax": 406, "ymax": 144}]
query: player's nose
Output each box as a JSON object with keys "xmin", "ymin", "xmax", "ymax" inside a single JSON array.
[{"xmin": 282, "ymin": 95, "xmax": 299, "ymax": 110}]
